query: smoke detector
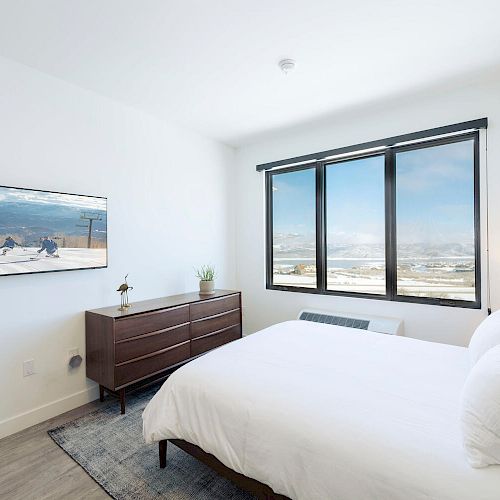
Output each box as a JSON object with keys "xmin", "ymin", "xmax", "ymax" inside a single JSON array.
[{"xmin": 279, "ymin": 59, "xmax": 296, "ymax": 74}]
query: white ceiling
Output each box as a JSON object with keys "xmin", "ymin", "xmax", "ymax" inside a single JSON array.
[{"xmin": 0, "ymin": 1, "xmax": 499, "ymax": 146}]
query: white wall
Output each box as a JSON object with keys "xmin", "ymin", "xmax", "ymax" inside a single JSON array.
[
  {"xmin": 0, "ymin": 56, "xmax": 236, "ymax": 438},
  {"xmin": 235, "ymin": 71, "xmax": 500, "ymax": 347}
]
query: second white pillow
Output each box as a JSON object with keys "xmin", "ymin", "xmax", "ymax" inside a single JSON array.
[
  {"xmin": 468, "ymin": 310, "xmax": 500, "ymax": 366},
  {"xmin": 461, "ymin": 344, "xmax": 500, "ymax": 468}
]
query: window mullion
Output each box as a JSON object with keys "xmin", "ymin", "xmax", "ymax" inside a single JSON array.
[
  {"xmin": 473, "ymin": 132, "xmax": 482, "ymax": 308},
  {"xmin": 385, "ymin": 149, "xmax": 396, "ymax": 299},
  {"xmin": 316, "ymin": 162, "xmax": 326, "ymax": 291},
  {"xmin": 265, "ymin": 171, "xmax": 273, "ymax": 289}
]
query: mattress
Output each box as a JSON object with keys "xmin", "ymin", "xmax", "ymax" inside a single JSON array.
[{"xmin": 143, "ymin": 320, "xmax": 500, "ymax": 500}]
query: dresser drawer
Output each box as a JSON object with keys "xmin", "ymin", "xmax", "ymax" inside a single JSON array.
[
  {"xmin": 115, "ymin": 341, "xmax": 190, "ymax": 387},
  {"xmin": 115, "ymin": 323, "xmax": 190, "ymax": 364},
  {"xmin": 190, "ymin": 308, "xmax": 240, "ymax": 339},
  {"xmin": 190, "ymin": 294, "xmax": 240, "ymax": 321},
  {"xmin": 191, "ymin": 325, "xmax": 241, "ymax": 357},
  {"xmin": 114, "ymin": 305, "xmax": 189, "ymax": 341}
]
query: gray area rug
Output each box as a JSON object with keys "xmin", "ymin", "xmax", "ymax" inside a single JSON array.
[{"xmin": 48, "ymin": 383, "xmax": 254, "ymax": 500}]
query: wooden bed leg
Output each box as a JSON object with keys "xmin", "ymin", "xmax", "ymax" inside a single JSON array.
[
  {"xmin": 159, "ymin": 440, "xmax": 167, "ymax": 468},
  {"xmin": 119, "ymin": 388, "xmax": 126, "ymax": 414},
  {"xmin": 99, "ymin": 385, "xmax": 105, "ymax": 402}
]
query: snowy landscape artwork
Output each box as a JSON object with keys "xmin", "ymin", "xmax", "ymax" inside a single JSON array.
[{"xmin": 0, "ymin": 185, "xmax": 107, "ymax": 276}]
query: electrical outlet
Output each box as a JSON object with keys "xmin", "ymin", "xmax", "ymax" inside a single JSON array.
[{"xmin": 23, "ymin": 359, "xmax": 35, "ymax": 377}]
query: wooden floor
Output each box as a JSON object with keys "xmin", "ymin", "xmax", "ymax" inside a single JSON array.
[{"xmin": 0, "ymin": 398, "xmax": 116, "ymax": 500}]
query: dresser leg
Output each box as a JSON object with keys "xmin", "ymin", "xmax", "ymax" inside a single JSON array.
[
  {"xmin": 120, "ymin": 388, "xmax": 126, "ymax": 414},
  {"xmin": 99, "ymin": 385, "xmax": 105, "ymax": 402},
  {"xmin": 159, "ymin": 440, "xmax": 167, "ymax": 468}
]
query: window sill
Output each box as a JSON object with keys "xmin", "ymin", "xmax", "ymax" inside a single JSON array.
[{"xmin": 266, "ymin": 284, "xmax": 481, "ymax": 309}]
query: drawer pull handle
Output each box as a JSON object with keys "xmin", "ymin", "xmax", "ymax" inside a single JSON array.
[
  {"xmin": 115, "ymin": 340, "xmax": 190, "ymax": 366},
  {"xmin": 116, "ymin": 322, "xmax": 190, "ymax": 344},
  {"xmin": 192, "ymin": 323, "xmax": 241, "ymax": 341},
  {"xmin": 191, "ymin": 308, "xmax": 240, "ymax": 323}
]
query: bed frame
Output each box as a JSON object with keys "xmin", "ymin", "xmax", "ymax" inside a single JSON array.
[{"xmin": 159, "ymin": 439, "xmax": 291, "ymax": 500}]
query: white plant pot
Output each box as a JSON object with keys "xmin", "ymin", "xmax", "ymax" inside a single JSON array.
[{"xmin": 199, "ymin": 280, "xmax": 215, "ymax": 295}]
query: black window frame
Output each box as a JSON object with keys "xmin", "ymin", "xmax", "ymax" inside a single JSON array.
[{"xmin": 265, "ymin": 131, "xmax": 481, "ymax": 309}]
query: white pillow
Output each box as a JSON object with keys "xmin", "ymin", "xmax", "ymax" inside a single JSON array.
[
  {"xmin": 461, "ymin": 344, "xmax": 500, "ymax": 468},
  {"xmin": 468, "ymin": 310, "xmax": 500, "ymax": 365}
]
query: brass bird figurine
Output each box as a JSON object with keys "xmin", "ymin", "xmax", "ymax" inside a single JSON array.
[{"xmin": 117, "ymin": 274, "xmax": 133, "ymax": 310}]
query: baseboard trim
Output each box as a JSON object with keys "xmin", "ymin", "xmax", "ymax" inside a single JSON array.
[{"xmin": 0, "ymin": 385, "xmax": 99, "ymax": 440}]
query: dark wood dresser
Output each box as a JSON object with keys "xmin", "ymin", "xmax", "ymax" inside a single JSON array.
[{"xmin": 85, "ymin": 289, "xmax": 242, "ymax": 413}]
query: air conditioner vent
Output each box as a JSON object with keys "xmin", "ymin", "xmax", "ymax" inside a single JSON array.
[
  {"xmin": 298, "ymin": 309, "xmax": 403, "ymax": 335},
  {"xmin": 299, "ymin": 311, "xmax": 370, "ymax": 330}
]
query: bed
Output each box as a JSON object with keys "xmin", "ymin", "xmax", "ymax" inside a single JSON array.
[{"xmin": 142, "ymin": 320, "xmax": 500, "ymax": 499}]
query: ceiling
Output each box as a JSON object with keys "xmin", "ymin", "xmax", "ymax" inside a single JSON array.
[{"xmin": 0, "ymin": 1, "xmax": 499, "ymax": 146}]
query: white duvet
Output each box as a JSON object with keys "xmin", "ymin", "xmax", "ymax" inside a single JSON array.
[{"xmin": 143, "ymin": 320, "xmax": 500, "ymax": 500}]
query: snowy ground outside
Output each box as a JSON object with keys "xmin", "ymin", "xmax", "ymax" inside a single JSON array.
[
  {"xmin": 273, "ymin": 265, "xmax": 475, "ymax": 301},
  {"xmin": 0, "ymin": 247, "xmax": 106, "ymax": 275}
]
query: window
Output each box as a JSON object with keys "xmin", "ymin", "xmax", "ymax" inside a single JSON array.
[
  {"xmin": 326, "ymin": 155, "xmax": 386, "ymax": 295},
  {"xmin": 265, "ymin": 129, "xmax": 481, "ymax": 308},
  {"xmin": 270, "ymin": 167, "xmax": 317, "ymax": 288},
  {"xmin": 395, "ymin": 139, "xmax": 477, "ymax": 302}
]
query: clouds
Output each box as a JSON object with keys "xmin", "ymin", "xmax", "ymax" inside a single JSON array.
[
  {"xmin": 0, "ymin": 186, "xmax": 106, "ymax": 211},
  {"xmin": 396, "ymin": 140, "xmax": 473, "ymax": 194},
  {"xmin": 397, "ymin": 160, "xmax": 469, "ymax": 193},
  {"xmin": 395, "ymin": 140, "xmax": 475, "ymax": 244}
]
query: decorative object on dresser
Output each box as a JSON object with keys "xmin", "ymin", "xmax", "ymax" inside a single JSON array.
[
  {"xmin": 196, "ymin": 265, "xmax": 216, "ymax": 295},
  {"xmin": 116, "ymin": 273, "xmax": 133, "ymax": 310},
  {"xmin": 85, "ymin": 289, "xmax": 242, "ymax": 414}
]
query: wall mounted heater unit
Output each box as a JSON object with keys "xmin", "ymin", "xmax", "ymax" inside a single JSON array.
[{"xmin": 297, "ymin": 309, "xmax": 403, "ymax": 336}]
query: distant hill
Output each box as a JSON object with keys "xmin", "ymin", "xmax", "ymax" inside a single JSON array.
[{"xmin": 273, "ymin": 232, "xmax": 474, "ymax": 259}]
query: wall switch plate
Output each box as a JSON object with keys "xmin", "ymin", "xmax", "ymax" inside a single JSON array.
[{"xmin": 23, "ymin": 359, "xmax": 35, "ymax": 377}]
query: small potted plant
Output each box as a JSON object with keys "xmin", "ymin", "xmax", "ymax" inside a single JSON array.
[{"xmin": 196, "ymin": 265, "xmax": 216, "ymax": 295}]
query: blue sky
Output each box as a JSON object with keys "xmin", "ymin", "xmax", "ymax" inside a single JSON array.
[
  {"xmin": 396, "ymin": 140, "xmax": 474, "ymax": 244},
  {"xmin": 272, "ymin": 168, "xmax": 316, "ymax": 237},
  {"xmin": 326, "ymin": 156, "xmax": 384, "ymax": 244},
  {"xmin": 272, "ymin": 139, "xmax": 475, "ymax": 245}
]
